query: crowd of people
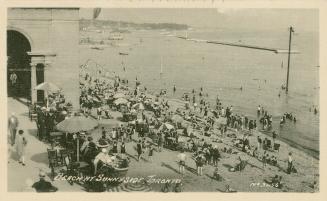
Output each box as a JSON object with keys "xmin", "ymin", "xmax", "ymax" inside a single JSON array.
[
  {"xmin": 77, "ymin": 65, "xmax": 297, "ymax": 189},
  {"xmin": 7, "ymin": 64, "xmax": 305, "ymax": 192}
]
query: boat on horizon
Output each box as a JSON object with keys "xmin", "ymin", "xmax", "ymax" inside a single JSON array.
[
  {"xmin": 108, "ymin": 33, "xmax": 124, "ymax": 40},
  {"xmin": 90, "ymin": 45, "xmax": 106, "ymax": 50},
  {"xmin": 119, "ymin": 52, "xmax": 129, "ymax": 56}
]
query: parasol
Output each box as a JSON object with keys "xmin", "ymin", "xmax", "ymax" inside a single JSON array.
[
  {"xmin": 35, "ymin": 82, "xmax": 60, "ymax": 93},
  {"xmin": 56, "ymin": 116, "xmax": 98, "ymax": 133},
  {"xmin": 132, "ymin": 102, "xmax": 145, "ymax": 110},
  {"xmin": 114, "ymin": 98, "xmax": 129, "ymax": 105},
  {"xmin": 98, "ymin": 119, "xmax": 120, "ymax": 128},
  {"xmin": 178, "ymin": 136, "xmax": 189, "ymax": 143},
  {"xmin": 113, "ymin": 93, "xmax": 125, "ymax": 99},
  {"xmin": 159, "ymin": 123, "xmax": 174, "ymax": 131},
  {"xmin": 34, "ymin": 82, "xmax": 61, "ymax": 107},
  {"xmin": 171, "ymin": 114, "xmax": 184, "ymax": 123},
  {"xmin": 216, "ymin": 117, "xmax": 227, "ymax": 125},
  {"xmin": 56, "ymin": 115, "xmax": 98, "ymax": 161},
  {"xmin": 145, "ymin": 137, "xmax": 153, "ymax": 142}
]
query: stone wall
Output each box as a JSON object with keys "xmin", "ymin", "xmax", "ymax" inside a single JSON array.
[{"xmin": 7, "ymin": 8, "xmax": 80, "ymax": 109}]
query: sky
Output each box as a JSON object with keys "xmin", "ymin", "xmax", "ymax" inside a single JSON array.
[{"xmin": 79, "ymin": 8, "xmax": 318, "ymax": 33}]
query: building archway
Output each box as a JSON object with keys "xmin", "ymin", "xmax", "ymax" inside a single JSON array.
[{"xmin": 7, "ymin": 30, "xmax": 32, "ymax": 100}]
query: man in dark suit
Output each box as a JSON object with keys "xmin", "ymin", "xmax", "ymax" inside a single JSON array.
[
  {"xmin": 39, "ymin": 107, "xmax": 47, "ymax": 141},
  {"xmin": 32, "ymin": 171, "xmax": 58, "ymax": 192}
]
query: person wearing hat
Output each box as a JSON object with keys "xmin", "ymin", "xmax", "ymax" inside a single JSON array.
[
  {"xmin": 32, "ymin": 171, "xmax": 58, "ymax": 192},
  {"xmin": 93, "ymin": 148, "xmax": 112, "ymax": 175},
  {"xmin": 195, "ymin": 152, "xmax": 205, "ymax": 176},
  {"xmin": 37, "ymin": 107, "xmax": 46, "ymax": 141},
  {"xmin": 79, "ymin": 132, "xmax": 88, "ymax": 155},
  {"xmin": 8, "ymin": 112, "xmax": 19, "ymax": 146},
  {"xmin": 287, "ymin": 152, "xmax": 294, "ymax": 174},
  {"xmin": 272, "ymin": 131, "xmax": 278, "ymax": 147},
  {"xmin": 177, "ymin": 149, "xmax": 187, "ymax": 175},
  {"xmin": 15, "ymin": 130, "xmax": 27, "ymax": 166},
  {"xmin": 212, "ymin": 145, "xmax": 220, "ymax": 166},
  {"xmin": 84, "ymin": 137, "xmax": 98, "ymax": 164},
  {"xmin": 136, "ymin": 139, "xmax": 143, "ymax": 161}
]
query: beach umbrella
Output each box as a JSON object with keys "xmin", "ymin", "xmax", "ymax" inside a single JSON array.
[
  {"xmin": 35, "ymin": 82, "xmax": 61, "ymax": 107},
  {"xmin": 159, "ymin": 123, "xmax": 174, "ymax": 131},
  {"xmin": 114, "ymin": 98, "xmax": 128, "ymax": 105},
  {"xmin": 56, "ymin": 115, "xmax": 98, "ymax": 161},
  {"xmin": 56, "ymin": 115, "xmax": 98, "ymax": 133},
  {"xmin": 35, "ymin": 82, "xmax": 60, "ymax": 93},
  {"xmin": 132, "ymin": 103, "xmax": 145, "ymax": 110},
  {"xmin": 171, "ymin": 114, "xmax": 184, "ymax": 123},
  {"xmin": 216, "ymin": 117, "xmax": 227, "ymax": 125},
  {"xmin": 113, "ymin": 93, "xmax": 125, "ymax": 99},
  {"xmin": 178, "ymin": 136, "xmax": 188, "ymax": 143},
  {"xmin": 181, "ymin": 120, "xmax": 191, "ymax": 128},
  {"xmin": 98, "ymin": 119, "xmax": 120, "ymax": 128},
  {"xmin": 145, "ymin": 137, "xmax": 153, "ymax": 142},
  {"xmin": 92, "ymin": 97, "xmax": 101, "ymax": 103}
]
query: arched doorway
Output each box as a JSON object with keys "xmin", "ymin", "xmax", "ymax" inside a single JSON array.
[{"xmin": 7, "ymin": 30, "xmax": 31, "ymax": 100}]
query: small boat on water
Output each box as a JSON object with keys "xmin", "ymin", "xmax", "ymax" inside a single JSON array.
[
  {"xmin": 90, "ymin": 45, "xmax": 105, "ymax": 50},
  {"xmin": 108, "ymin": 33, "xmax": 124, "ymax": 40},
  {"xmin": 119, "ymin": 52, "xmax": 129, "ymax": 56}
]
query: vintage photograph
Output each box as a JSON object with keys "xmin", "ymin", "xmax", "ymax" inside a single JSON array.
[{"xmin": 6, "ymin": 8, "xmax": 319, "ymax": 192}]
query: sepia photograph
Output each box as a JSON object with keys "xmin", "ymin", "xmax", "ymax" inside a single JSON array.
[{"xmin": 6, "ymin": 7, "xmax": 319, "ymax": 193}]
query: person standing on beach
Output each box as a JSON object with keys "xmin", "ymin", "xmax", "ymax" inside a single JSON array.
[
  {"xmin": 262, "ymin": 151, "xmax": 267, "ymax": 170},
  {"xmin": 287, "ymin": 152, "xmax": 293, "ymax": 174},
  {"xmin": 120, "ymin": 142, "xmax": 126, "ymax": 155},
  {"xmin": 195, "ymin": 152, "xmax": 205, "ymax": 176},
  {"xmin": 212, "ymin": 145, "xmax": 220, "ymax": 166},
  {"xmin": 177, "ymin": 149, "xmax": 187, "ymax": 175},
  {"xmin": 148, "ymin": 145, "xmax": 154, "ymax": 162},
  {"xmin": 157, "ymin": 133, "xmax": 163, "ymax": 152},
  {"xmin": 8, "ymin": 113, "xmax": 19, "ymax": 146},
  {"xmin": 136, "ymin": 140, "xmax": 142, "ymax": 161},
  {"xmin": 97, "ymin": 107, "xmax": 102, "ymax": 120},
  {"xmin": 112, "ymin": 141, "xmax": 118, "ymax": 154},
  {"xmin": 173, "ymin": 85, "xmax": 176, "ymax": 94},
  {"xmin": 112, "ymin": 128, "xmax": 117, "ymax": 141},
  {"xmin": 272, "ymin": 131, "xmax": 278, "ymax": 147},
  {"xmin": 257, "ymin": 136, "xmax": 262, "ymax": 150},
  {"xmin": 257, "ymin": 105, "xmax": 261, "ymax": 116},
  {"xmin": 16, "ymin": 130, "xmax": 27, "ymax": 166}
]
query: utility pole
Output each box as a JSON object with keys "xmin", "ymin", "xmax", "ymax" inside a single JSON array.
[{"xmin": 286, "ymin": 26, "xmax": 294, "ymax": 93}]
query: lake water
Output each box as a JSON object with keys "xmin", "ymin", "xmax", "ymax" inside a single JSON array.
[{"xmin": 80, "ymin": 28, "xmax": 319, "ymax": 158}]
